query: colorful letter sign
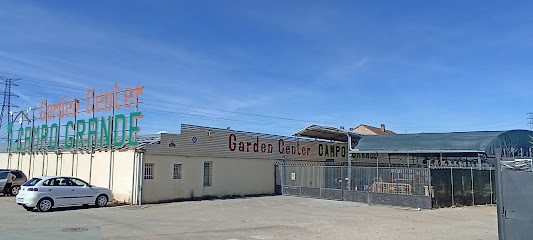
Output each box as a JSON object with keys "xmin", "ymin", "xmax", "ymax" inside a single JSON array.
[{"xmin": 8, "ymin": 83, "xmax": 144, "ymax": 153}]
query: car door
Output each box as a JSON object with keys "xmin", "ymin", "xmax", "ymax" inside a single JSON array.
[
  {"xmin": 68, "ymin": 178, "xmax": 96, "ymax": 204},
  {"xmin": 0, "ymin": 172, "xmax": 8, "ymax": 193},
  {"xmin": 49, "ymin": 177, "xmax": 76, "ymax": 206}
]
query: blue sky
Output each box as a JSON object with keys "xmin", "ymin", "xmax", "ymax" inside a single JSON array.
[{"xmin": 1, "ymin": 1, "xmax": 532, "ymax": 136}]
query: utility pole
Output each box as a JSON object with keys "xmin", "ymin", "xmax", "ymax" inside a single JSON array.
[
  {"xmin": 527, "ymin": 112, "xmax": 533, "ymax": 130},
  {"xmin": 0, "ymin": 76, "xmax": 20, "ymax": 142}
]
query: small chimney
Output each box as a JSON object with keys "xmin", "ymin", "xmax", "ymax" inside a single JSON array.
[{"xmin": 381, "ymin": 124, "xmax": 385, "ymax": 132}]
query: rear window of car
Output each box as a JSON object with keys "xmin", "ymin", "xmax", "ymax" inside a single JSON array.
[
  {"xmin": 0, "ymin": 172, "xmax": 8, "ymax": 179},
  {"xmin": 23, "ymin": 178, "xmax": 41, "ymax": 186},
  {"xmin": 13, "ymin": 172, "xmax": 23, "ymax": 178}
]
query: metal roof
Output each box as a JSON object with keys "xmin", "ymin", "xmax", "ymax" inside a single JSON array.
[
  {"xmin": 353, "ymin": 130, "xmax": 533, "ymax": 155},
  {"xmin": 293, "ymin": 125, "xmax": 363, "ymax": 142}
]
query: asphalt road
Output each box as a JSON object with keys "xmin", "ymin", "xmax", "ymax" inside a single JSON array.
[{"xmin": 0, "ymin": 194, "xmax": 497, "ymax": 240}]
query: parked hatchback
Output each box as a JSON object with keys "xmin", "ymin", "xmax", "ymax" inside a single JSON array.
[
  {"xmin": 16, "ymin": 176, "xmax": 114, "ymax": 212},
  {"xmin": 0, "ymin": 169, "xmax": 27, "ymax": 196}
]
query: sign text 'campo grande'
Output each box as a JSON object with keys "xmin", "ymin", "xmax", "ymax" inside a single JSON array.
[{"xmin": 8, "ymin": 83, "xmax": 144, "ymax": 153}]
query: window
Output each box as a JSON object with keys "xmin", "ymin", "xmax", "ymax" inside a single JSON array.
[
  {"xmin": 51, "ymin": 177, "xmax": 69, "ymax": 186},
  {"xmin": 42, "ymin": 179, "xmax": 52, "ymax": 186},
  {"xmin": 12, "ymin": 171, "xmax": 22, "ymax": 179},
  {"xmin": 23, "ymin": 178, "xmax": 41, "ymax": 186},
  {"xmin": 70, "ymin": 178, "xmax": 88, "ymax": 186},
  {"xmin": 144, "ymin": 163, "xmax": 154, "ymax": 179},
  {"xmin": 173, "ymin": 164, "xmax": 181, "ymax": 179},
  {"xmin": 203, "ymin": 162, "xmax": 212, "ymax": 187}
]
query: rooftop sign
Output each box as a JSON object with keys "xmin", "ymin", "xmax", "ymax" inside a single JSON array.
[{"xmin": 8, "ymin": 83, "xmax": 144, "ymax": 153}]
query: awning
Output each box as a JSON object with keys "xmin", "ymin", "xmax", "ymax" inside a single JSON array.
[{"xmin": 293, "ymin": 125, "xmax": 363, "ymax": 142}]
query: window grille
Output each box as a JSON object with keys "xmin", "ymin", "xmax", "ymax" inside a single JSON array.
[
  {"xmin": 144, "ymin": 163, "xmax": 154, "ymax": 179},
  {"xmin": 173, "ymin": 164, "xmax": 182, "ymax": 179},
  {"xmin": 203, "ymin": 162, "xmax": 212, "ymax": 186}
]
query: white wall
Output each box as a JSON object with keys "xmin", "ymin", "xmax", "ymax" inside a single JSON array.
[
  {"xmin": 0, "ymin": 151, "xmax": 137, "ymax": 203},
  {"xmin": 141, "ymin": 153, "xmax": 277, "ymax": 203}
]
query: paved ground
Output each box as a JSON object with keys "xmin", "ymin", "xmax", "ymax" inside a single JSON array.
[{"xmin": 0, "ymin": 194, "xmax": 497, "ymax": 240}]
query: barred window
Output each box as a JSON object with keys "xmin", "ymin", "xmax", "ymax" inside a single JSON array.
[
  {"xmin": 203, "ymin": 162, "xmax": 212, "ymax": 187},
  {"xmin": 173, "ymin": 164, "xmax": 181, "ymax": 179},
  {"xmin": 144, "ymin": 163, "xmax": 154, "ymax": 179}
]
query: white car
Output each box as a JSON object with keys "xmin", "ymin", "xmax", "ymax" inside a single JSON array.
[{"xmin": 16, "ymin": 176, "xmax": 114, "ymax": 212}]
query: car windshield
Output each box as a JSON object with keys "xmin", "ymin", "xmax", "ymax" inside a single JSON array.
[
  {"xmin": 23, "ymin": 178, "xmax": 41, "ymax": 186},
  {"xmin": 0, "ymin": 172, "xmax": 8, "ymax": 179}
]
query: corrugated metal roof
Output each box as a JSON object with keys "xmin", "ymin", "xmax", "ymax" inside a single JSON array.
[
  {"xmin": 293, "ymin": 125, "xmax": 363, "ymax": 142},
  {"xmin": 353, "ymin": 130, "xmax": 533, "ymax": 154}
]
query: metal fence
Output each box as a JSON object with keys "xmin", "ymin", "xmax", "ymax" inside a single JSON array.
[{"xmin": 277, "ymin": 164, "xmax": 432, "ymax": 209}]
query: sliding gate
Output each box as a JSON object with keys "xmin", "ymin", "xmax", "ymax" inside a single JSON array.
[{"xmin": 277, "ymin": 164, "xmax": 432, "ymax": 209}]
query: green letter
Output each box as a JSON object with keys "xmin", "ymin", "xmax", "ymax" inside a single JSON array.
[
  {"xmin": 87, "ymin": 118, "xmax": 98, "ymax": 149},
  {"xmin": 65, "ymin": 121, "xmax": 74, "ymax": 149},
  {"xmin": 41, "ymin": 125, "xmax": 48, "ymax": 151},
  {"xmin": 24, "ymin": 127, "xmax": 32, "ymax": 151},
  {"xmin": 129, "ymin": 112, "xmax": 143, "ymax": 147},
  {"xmin": 49, "ymin": 124, "xmax": 58, "ymax": 150},
  {"xmin": 113, "ymin": 114, "xmax": 126, "ymax": 148},
  {"xmin": 100, "ymin": 116, "xmax": 112, "ymax": 148},
  {"xmin": 75, "ymin": 120, "xmax": 86, "ymax": 149}
]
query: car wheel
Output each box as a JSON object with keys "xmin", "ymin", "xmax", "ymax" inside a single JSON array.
[
  {"xmin": 37, "ymin": 198, "xmax": 53, "ymax": 212},
  {"xmin": 95, "ymin": 195, "xmax": 108, "ymax": 207},
  {"xmin": 10, "ymin": 185, "xmax": 20, "ymax": 196}
]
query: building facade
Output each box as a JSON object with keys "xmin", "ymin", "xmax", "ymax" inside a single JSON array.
[{"xmin": 0, "ymin": 124, "xmax": 347, "ymax": 204}]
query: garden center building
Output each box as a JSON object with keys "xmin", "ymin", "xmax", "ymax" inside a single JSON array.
[{"xmin": 1, "ymin": 122, "xmax": 532, "ymax": 209}]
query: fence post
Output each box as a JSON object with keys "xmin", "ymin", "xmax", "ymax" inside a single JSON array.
[
  {"xmin": 341, "ymin": 166, "xmax": 344, "ymax": 200},
  {"xmin": 451, "ymin": 168, "xmax": 455, "ymax": 207},
  {"xmin": 299, "ymin": 166, "xmax": 303, "ymax": 195},
  {"xmin": 471, "ymin": 167, "xmax": 475, "ymax": 206},
  {"xmin": 427, "ymin": 167, "xmax": 432, "ymax": 204},
  {"xmin": 490, "ymin": 169, "xmax": 493, "ymax": 205}
]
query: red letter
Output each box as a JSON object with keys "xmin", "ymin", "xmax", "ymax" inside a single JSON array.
[
  {"xmin": 229, "ymin": 134, "xmax": 236, "ymax": 151},
  {"xmin": 86, "ymin": 89, "xmax": 94, "ymax": 114},
  {"xmin": 114, "ymin": 83, "xmax": 122, "ymax": 110}
]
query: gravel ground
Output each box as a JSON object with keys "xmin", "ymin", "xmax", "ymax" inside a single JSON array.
[{"xmin": 0, "ymin": 195, "xmax": 497, "ymax": 240}]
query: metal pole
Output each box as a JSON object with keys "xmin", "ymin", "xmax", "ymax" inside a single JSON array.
[
  {"xmin": 42, "ymin": 101, "xmax": 47, "ymax": 176},
  {"xmin": 88, "ymin": 94, "xmax": 95, "ymax": 184},
  {"xmin": 139, "ymin": 152, "xmax": 144, "ymax": 205},
  {"xmin": 375, "ymin": 152, "xmax": 379, "ymax": 187},
  {"xmin": 131, "ymin": 150, "xmax": 136, "ymax": 205},
  {"xmin": 428, "ymin": 166, "xmax": 432, "ymax": 201},
  {"xmin": 471, "ymin": 167, "xmax": 475, "ymax": 206},
  {"xmin": 490, "ymin": 169, "xmax": 493, "ymax": 205},
  {"xmin": 346, "ymin": 134, "xmax": 352, "ymax": 191},
  {"xmin": 72, "ymin": 100, "xmax": 77, "ymax": 176},
  {"xmin": 451, "ymin": 167, "xmax": 455, "ymax": 207},
  {"xmin": 29, "ymin": 108, "xmax": 36, "ymax": 178},
  {"xmin": 108, "ymin": 93, "xmax": 115, "ymax": 190}
]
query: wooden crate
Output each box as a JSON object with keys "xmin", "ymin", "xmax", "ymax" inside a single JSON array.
[{"xmin": 372, "ymin": 182, "xmax": 412, "ymax": 195}]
